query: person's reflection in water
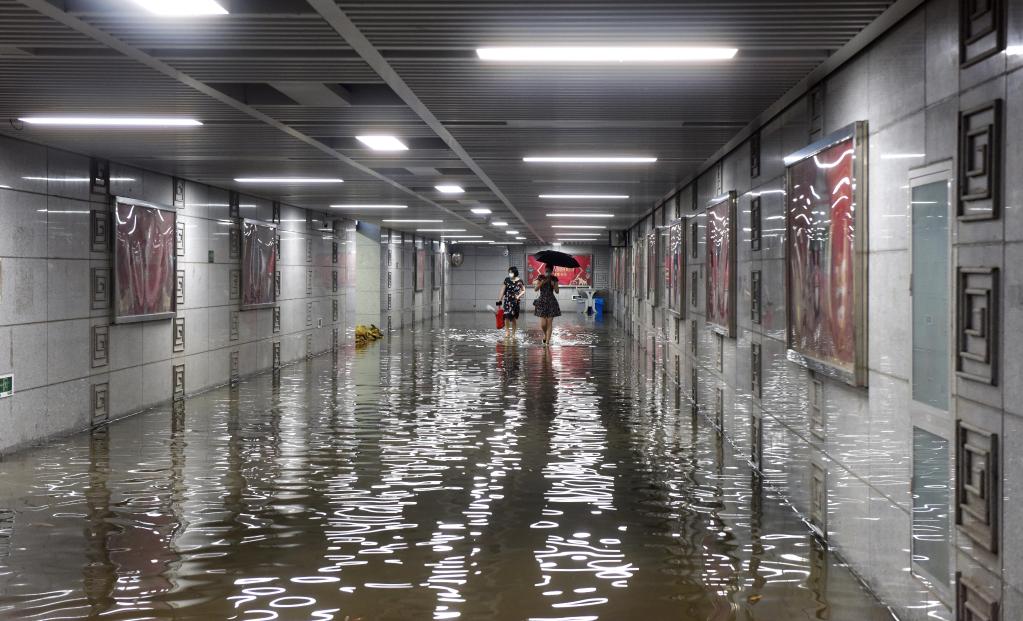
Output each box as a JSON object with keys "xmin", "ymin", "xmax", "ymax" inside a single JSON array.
[{"xmin": 495, "ymin": 336, "xmax": 521, "ymax": 381}]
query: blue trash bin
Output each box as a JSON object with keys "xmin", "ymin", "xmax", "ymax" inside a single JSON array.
[{"xmin": 593, "ymin": 297, "xmax": 604, "ymax": 317}]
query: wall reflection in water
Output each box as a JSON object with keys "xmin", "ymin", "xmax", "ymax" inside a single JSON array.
[{"xmin": 0, "ymin": 316, "xmax": 890, "ymax": 620}]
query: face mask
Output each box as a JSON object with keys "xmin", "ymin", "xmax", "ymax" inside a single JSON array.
[{"xmin": 508, "ymin": 273, "xmax": 515, "ymax": 278}]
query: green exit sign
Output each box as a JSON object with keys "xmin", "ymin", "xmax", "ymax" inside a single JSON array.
[{"xmin": 0, "ymin": 375, "xmax": 11, "ymax": 398}]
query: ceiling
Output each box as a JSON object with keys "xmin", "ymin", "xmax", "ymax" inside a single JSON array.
[{"xmin": 0, "ymin": 0, "xmax": 898, "ymax": 243}]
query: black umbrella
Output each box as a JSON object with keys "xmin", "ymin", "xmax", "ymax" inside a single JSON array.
[{"xmin": 533, "ymin": 250, "xmax": 580, "ymax": 268}]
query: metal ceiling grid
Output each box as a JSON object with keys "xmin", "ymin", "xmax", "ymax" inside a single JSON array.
[
  {"xmin": 1, "ymin": 0, "xmax": 898, "ymax": 243},
  {"xmin": 337, "ymin": 0, "xmax": 897, "ymax": 239},
  {"xmin": 1, "ymin": 0, "xmax": 509, "ymax": 240}
]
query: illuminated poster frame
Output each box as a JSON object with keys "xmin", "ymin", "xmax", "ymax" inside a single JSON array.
[
  {"xmin": 705, "ymin": 192, "xmax": 737, "ymax": 337},
  {"xmin": 240, "ymin": 219, "xmax": 278, "ymax": 310},
  {"xmin": 784, "ymin": 121, "xmax": 869, "ymax": 386},
  {"xmin": 112, "ymin": 196, "xmax": 177, "ymax": 324}
]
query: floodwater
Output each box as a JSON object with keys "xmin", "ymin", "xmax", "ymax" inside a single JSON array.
[{"xmin": 0, "ymin": 315, "xmax": 892, "ymax": 620}]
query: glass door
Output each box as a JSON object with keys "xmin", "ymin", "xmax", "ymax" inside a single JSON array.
[{"xmin": 907, "ymin": 162, "xmax": 953, "ymax": 602}]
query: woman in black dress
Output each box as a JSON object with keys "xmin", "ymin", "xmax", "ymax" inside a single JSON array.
[
  {"xmin": 533, "ymin": 264, "xmax": 561, "ymax": 346},
  {"xmin": 498, "ymin": 266, "xmax": 525, "ymax": 333}
]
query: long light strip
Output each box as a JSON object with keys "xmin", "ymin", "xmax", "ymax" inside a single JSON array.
[
  {"xmin": 552, "ymin": 225, "xmax": 606, "ymax": 230},
  {"xmin": 546, "ymin": 213, "xmax": 614, "ymax": 218},
  {"xmin": 470, "ymin": 207, "xmax": 492, "ymax": 214},
  {"xmin": 356, "ymin": 135, "xmax": 408, "ymax": 151},
  {"xmin": 441, "ymin": 235, "xmax": 483, "ymax": 239},
  {"xmin": 237, "ymin": 177, "xmax": 343, "ymax": 184},
  {"xmin": 417, "ymin": 228, "xmax": 466, "ymax": 232},
  {"xmin": 131, "ymin": 0, "xmax": 227, "ymax": 15},
  {"xmin": 539, "ymin": 194, "xmax": 628, "ymax": 200},
  {"xmin": 331, "ymin": 204, "xmax": 406, "ymax": 209},
  {"xmin": 19, "ymin": 116, "xmax": 203, "ymax": 127},
  {"xmin": 382, "ymin": 219, "xmax": 442, "ymax": 223},
  {"xmin": 524, "ymin": 156, "xmax": 656, "ymax": 163},
  {"xmin": 435, "ymin": 184, "xmax": 464, "ymax": 194},
  {"xmin": 477, "ymin": 47, "xmax": 737, "ymax": 63}
]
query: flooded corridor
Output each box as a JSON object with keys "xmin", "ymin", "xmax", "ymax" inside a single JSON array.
[{"xmin": 0, "ymin": 316, "xmax": 891, "ymax": 621}]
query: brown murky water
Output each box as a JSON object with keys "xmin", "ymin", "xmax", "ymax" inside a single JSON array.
[{"xmin": 0, "ymin": 316, "xmax": 891, "ymax": 620}]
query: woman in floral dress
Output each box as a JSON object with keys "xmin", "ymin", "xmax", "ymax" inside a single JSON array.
[
  {"xmin": 533, "ymin": 264, "xmax": 561, "ymax": 346},
  {"xmin": 498, "ymin": 266, "xmax": 525, "ymax": 334}
]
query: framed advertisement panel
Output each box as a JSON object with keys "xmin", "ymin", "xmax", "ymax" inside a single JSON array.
[
  {"xmin": 432, "ymin": 249, "xmax": 443, "ymax": 290},
  {"xmin": 415, "ymin": 247, "xmax": 426, "ymax": 291},
  {"xmin": 526, "ymin": 254, "xmax": 593, "ymax": 287},
  {"xmin": 632, "ymin": 236, "xmax": 643, "ymax": 300},
  {"xmin": 706, "ymin": 192, "xmax": 737, "ymax": 337},
  {"xmin": 112, "ymin": 197, "xmax": 177, "ymax": 323},
  {"xmin": 646, "ymin": 231, "xmax": 658, "ymax": 304},
  {"xmin": 784, "ymin": 121, "xmax": 869, "ymax": 386},
  {"xmin": 241, "ymin": 219, "xmax": 277, "ymax": 310},
  {"xmin": 668, "ymin": 219, "xmax": 684, "ymax": 315}
]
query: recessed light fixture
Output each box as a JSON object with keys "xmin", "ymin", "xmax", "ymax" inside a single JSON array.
[
  {"xmin": 880, "ymin": 153, "xmax": 926, "ymax": 159},
  {"xmin": 330, "ymin": 204, "xmax": 406, "ymax": 209},
  {"xmin": 356, "ymin": 135, "xmax": 409, "ymax": 151},
  {"xmin": 237, "ymin": 177, "xmax": 343, "ymax": 184},
  {"xmin": 19, "ymin": 116, "xmax": 203, "ymax": 127},
  {"xmin": 1008, "ymin": 46, "xmax": 1023, "ymax": 56},
  {"xmin": 546, "ymin": 213, "xmax": 615, "ymax": 218},
  {"xmin": 441, "ymin": 235, "xmax": 483, "ymax": 239},
  {"xmin": 524, "ymin": 156, "xmax": 656, "ymax": 164},
  {"xmin": 515, "ymin": 236, "xmax": 526, "ymax": 240},
  {"xmin": 492, "ymin": 221, "xmax": 508, "ymax": 227},
  {"xmin": 131, "ymin": 0, "xmax": 227, "ymax": 15},
  {"xmin": 506, "ymin": 230, "xmax": 519, "ymax": 235},
  {"xmin": 470, "ymin": 207, "xmax": 492, "ymax": 215},
  {"xmin": 435, "ymin": 184, "xmax": 464, "ymax": 194},
  {"xmin": 417, "ymin": 228, "xmax": 466, "ymax": 232},
  {"xmin": 539, "ymin": 194, "xmax": 629, "ymax": 200},
  {"xmin": 477, "ymin": 47, "xmax": 737, "ymax": 63},
  {"xmin": 381, "ymin": 219, "xmax": 442, "ymax": 223},
  {"xmin": 552, "ymin": 242, "xmax": 563, "ymax": 247},
  {"xmin": 552, "ymin": 225, "xmax": 606, "ymax": 230},
  {"xmin": 23, "ymin": 176, "xmax": 135, "ymax": 182}
]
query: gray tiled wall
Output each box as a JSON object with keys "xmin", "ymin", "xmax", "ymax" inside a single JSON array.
[
  {"xmin": 0, "ymin": 134, "xmax": 356, "ymax": 455},
  {"xmin": 615, "ymin": 1, "xmax": 1023, "ymax": 619}
]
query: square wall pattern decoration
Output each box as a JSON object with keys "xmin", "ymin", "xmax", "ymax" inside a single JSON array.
[
  {"xmin": 784, "ymin": 122, "xmax": 869, "ymax": 386},
  {"xmin": 113, "ymin": 197, "xmax": 177, "ymax": 323}
]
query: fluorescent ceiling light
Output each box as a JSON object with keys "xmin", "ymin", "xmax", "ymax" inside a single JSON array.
[
  {"xmin": 470, "ymin": 207, "xmax": 492, "ymax": 214},
  {"xmin": 330, "ymin": 204, "xmax": 406, "ymax": 209},
  {"xmin": 477, "ymin": 47, "xmax": 737, "ymax": 63},
  {"xmin": 552, "ymin": 225, "xmax": 606, "ymax": 229},
  {"xmin": 557, "ymin": 235, "xmax": 601, "ymax": 239},
  {"xmin": 492, "ymin": 221, "xmax": 508, "ymax": 227},
  {"xmin": 547, "ymin": 213, "xmax": 614, "ymax": 218},
  {"xmin": 19, "ymin": 116, "xmax": 203, "ymax": 127},
  {"xmin": 539, "ymin": 194, "xmax": 629, "ymax": 199},
  {"xmin": 880, "ymin": 153, "xmax": 926, "ymax": 159},
  {"xmin": 1007, "ymin": 46, "xmax": 1023, "ymax": 56},
  {"xmin": 237, "ymin": 177, "xmax": 343, "ymax": 184},
  {"xmin": 506, "ymin": 230, "xmax": 519, "ymax": 235},
  {"xmin": 515, "ymin": 236, "xmax": 526, "ymax": 240},
  {"xmin": 356, "ymin": 135, "xmax": 408, "ymax": 151},
  {"xmin": 436, "ymin": 184, "xmax": 464, "ymax": 194},
  {"xmin": 441, "ymin": 235, "xmax": 483, "ymax": 239},
  {"xmin": 23, "ymin": 176, "xmax": 134, "ymax": 182},
  {"xmin": 131, "ymin": 0, "xmax": 227, "ymax": 15},
  {"xmin": 525, "ymin": 156, "xmax": 656, "ymax": 164},
  {"xmin": 417, "ymin": 228, "xmax": 466, "ymax": 232},
  {"xmin": 381, "ymin": 219, "xmax": 442, "ymax": 223},
  {"xmin": 552, "ymin": 243, "xmax": 562, "ymax": 247}
]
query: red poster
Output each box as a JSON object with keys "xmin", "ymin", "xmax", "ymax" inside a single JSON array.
[
  {"xmin": 241, "ymin": 221, "xmax": 277, "ymax": 309},
  {"xmin": 527, "ymin": 254, "xmax": 593, "ymax": 287},
  {"xmin": 705, "ymin": 195, "xmax": 735, "ymax": 336},
  {"xmin": 787, "ymin": 136, "xmax": 857, "ymax": 370},
  {"xmin": 113, "ymin": 198, "xmax": 176, "ymax": 322}
]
